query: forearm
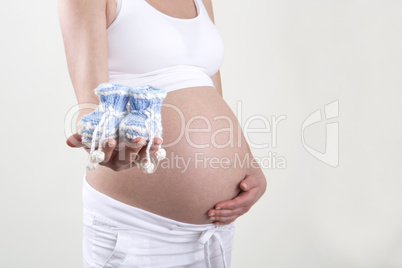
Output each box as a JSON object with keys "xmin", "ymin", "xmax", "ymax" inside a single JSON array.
[
  {"xmin": 203, "ymin": 0, "xmax": 223, "ymax": 98},
  {"xmin": 58, "ymin": 0, "xmax": 109, "ymax": 112}
]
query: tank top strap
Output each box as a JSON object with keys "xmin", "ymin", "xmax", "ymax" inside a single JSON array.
[{"xmin": 194, "ymin": 0, "xmax": 207, "ymax": 19}]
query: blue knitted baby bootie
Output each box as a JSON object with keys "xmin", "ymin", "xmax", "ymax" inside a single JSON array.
[
  {"xmin": 119, "ymin": 85, "xmax": 167, "ymax": 173},
  {"xmin": 78, "ymin": 83, "xmax": 130, "ymax": 170}
]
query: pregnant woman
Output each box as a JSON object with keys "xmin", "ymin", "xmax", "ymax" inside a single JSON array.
[{"xmin": 58, "ymin": 0, "xmax": 267, "ymax": 267}]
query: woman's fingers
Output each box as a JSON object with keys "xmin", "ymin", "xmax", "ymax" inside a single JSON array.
[
  {"xmin": 208, "ymin": 206, "xmax": 249, "ymax": 225},
  {"xmin": 213, "ymin": 175, "xmax": 260, "ymax": 211},
  {"xmin": 148, "ymin": 137, "xmax": 163, "ymax": 155},
  {"xmin": 103, "ymin": 138, "xmax": 145, "ymax": 171},
  {"xmin": 206, "ymin": 174, "xmax": 264, "ymax": 225},
  {"xmin": 208, "ymin": 207, "xmax": 247, "ymax": 224},
  {"xmin": 136, "ymin": 137, "xmax": 163, "ymax": 162},
  {"xmin": 66, "ymin": 132, "xmax": 84, "ymax": 148},
  {"xmin": 121, "ymin": 137, "xmax": 146, "ymax": 165},
  {"xmin": 70, "ymin": 135, "xmax": 164, "ymax": 171},
  {"xmin": 214, "ymin": 188, "xmax": 258, "ymax": 211},
  {"xmin": 98, "ymin": 138, "xmax": 117, "ymax": 164},
  {"xmin": 208, "ymin": 206, "xmax": 247, "ymax": 223},
  {"xmin": 239, "ymin": 174, "xmax": 259, "ymax": 191},
  {"xmin": 208, "ymin": 207, "xmax": 244, "ymax": 218}
]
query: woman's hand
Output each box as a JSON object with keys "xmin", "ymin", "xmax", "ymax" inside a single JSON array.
[
  {"xmin": 207, "ymin": 168, "xmax": 267, "ymax": 225},
  {"xmin": 66, "ymin": 132, "xmax": 163, "ymax": 172}
]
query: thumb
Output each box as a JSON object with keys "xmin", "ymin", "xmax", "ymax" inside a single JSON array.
[
  {"xmin": 239, "ymin": 174, "xmax": 258, "ymax": 191},
  {"xmin": 66, "ymin": 132, "xmax": 84, "ymax": 148}
]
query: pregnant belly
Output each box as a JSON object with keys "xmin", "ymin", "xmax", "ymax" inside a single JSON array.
[{"xmin": 86, "ymin": 86, "xmax": 251, "ymax": 224}]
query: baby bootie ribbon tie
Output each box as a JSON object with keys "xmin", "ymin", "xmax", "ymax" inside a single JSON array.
[{"xmin": 87, "ymin": 106, "xmax": 123, "ymax": 170}]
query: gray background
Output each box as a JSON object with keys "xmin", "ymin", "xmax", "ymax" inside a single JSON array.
[{"xmin": 0, "ymin": 0, "xmax": 401, "ymax": 267}]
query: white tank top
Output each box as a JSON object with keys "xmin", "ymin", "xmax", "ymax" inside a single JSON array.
[{"xmin": 107, "ymin": 0, "xmax": 225, "ymax": 93}]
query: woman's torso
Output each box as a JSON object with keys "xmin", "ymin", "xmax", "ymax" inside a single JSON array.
[{"xmin": 86, "ymin": 0, "xmax": 252, "ymax": 224}]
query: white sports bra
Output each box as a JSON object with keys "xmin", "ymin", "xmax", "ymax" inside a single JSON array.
[{"xmin": 107, "ymin": 0, "xmax": 225, "ymax": 93}]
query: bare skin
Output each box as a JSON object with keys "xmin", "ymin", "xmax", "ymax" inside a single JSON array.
[{"xmin": 58, "ymin": 0, "xmax": 267, "ymax": 225}]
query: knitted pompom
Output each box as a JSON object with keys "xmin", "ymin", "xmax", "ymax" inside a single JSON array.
[
  {"xmin": 142, "ymin": 161, "xmax": 155, "ymax": 174},
  {"xmin": 155, "ymin": 148, "xmax": 166, "ymax": 161},
  {"xmin": 86, "ymin": 160, "xmax": 98, "ymax": 171},
  {"xmin": 91, "ymin": 150, "xmax": 105, "ymax": 163}
]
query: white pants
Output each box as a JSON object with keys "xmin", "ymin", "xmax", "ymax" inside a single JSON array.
[{"xmin": 82, "ymin": 174, "xmax": 235, "ymax": 268}]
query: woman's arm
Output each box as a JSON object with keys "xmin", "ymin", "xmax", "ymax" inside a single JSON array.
[
  {"xmin": 203, "ymin": 0, "xmax": 223, "ymax": 97},
  {"xmin": 58, "ymin": 0, "xmax": 109, "ymax": 119},
  {"xmin": 58, "ymin": 0, "xmax": 162, "ymax": 171}
]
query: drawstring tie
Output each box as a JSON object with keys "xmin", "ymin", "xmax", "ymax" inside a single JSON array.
[
  {"xmin": 170, "ymin": 224, "xmax": 234, "ymax": 268},
  {"xmin": 199, "ymin": 226, "xmax": 229, "ymax": 268}
]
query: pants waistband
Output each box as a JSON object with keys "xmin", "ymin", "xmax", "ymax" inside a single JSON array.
[
  {"xmin": 82, "ymin": 173, "xmax": 234, "ymax": 268},
  {"xmin": 82, "ymin": 173, "xmax": 234, "ymax": 234}
]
